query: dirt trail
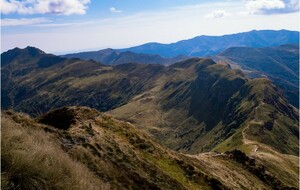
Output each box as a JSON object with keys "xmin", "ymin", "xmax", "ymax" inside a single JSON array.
[{"xmin": 241, "ymin": 103, "xmax": 265, "ymax": 155}]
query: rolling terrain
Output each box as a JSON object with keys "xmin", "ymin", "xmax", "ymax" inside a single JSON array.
[
  {"xmin": 215, "ymin": 44, "xmax": 299, "ymax": 107},
  {"xmin": 1, "ymin": 46, "xmax": 299, "ymax": 189},
  {"xmin": 2, "ymin": 46, "xmax": 165, "ymax": 114},
  {"xmin": 2, "ymin": 46, "xmax": 298, "ymax": 154},
  {"xmin": 62, "ymin": 30, "xmax": 299, "ymax": 108}
]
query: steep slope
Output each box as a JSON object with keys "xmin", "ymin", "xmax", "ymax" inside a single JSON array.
[
  {"xmin": 215, "ymin": 44, "xmax": 299, "ymax": 107},
  {"xmin": 63, "ymin": 48, "xmax": 189, "ymax": 65},
  {"xmin": 123, "ymin": 30, "xmax": 299, "ymax": 57},
  {"xmin": 110, "ymin": 60, "xmax": 298, "ymax": 156},
  {"xmin": 2, "ymin": 107, "xmax": 298, "ymax": 189}
]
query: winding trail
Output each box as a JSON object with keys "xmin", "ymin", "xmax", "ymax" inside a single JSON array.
[{"xmin": 241, "ymin": 102, "xmax": 265, "ymax": 154}]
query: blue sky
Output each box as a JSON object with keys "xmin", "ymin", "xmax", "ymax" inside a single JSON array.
[{"xmin": 1, "ymin": 0, "xmax": 299, "ymax": 54}]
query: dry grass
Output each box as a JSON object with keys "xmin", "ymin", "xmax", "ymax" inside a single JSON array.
[
  {"xmin": 1, "ymin": 112, "xmax": 109, "ymax": 190},
  {"xmin": 190, "ymin": 153, "xmax": 270, "ymax": 190},
  {"xmin": 2, "ymin": 106, "xmax": 298, "ymax": 189}
]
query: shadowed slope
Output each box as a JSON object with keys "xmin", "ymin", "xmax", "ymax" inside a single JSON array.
[{"xmin": 215, "ymin": 44, "xmax": 299, "ymax": 107}]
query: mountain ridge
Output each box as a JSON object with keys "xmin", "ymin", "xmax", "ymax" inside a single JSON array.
[
  {"xmin": 122, "ymin": 29, "xmax": 299, "ymax": 57},
  {"xmin": 63, "ymin": 48, "xmax": 189, "ymax": 65}
]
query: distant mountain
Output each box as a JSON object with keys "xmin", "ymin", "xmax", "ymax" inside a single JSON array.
[
  {"xmin": 63, "ymin": 48, "xmax": 189, "ymax": 65},
  {"xmin": 122, "ymin": 30, "xmax": 299, "ymax": 57},
  {"xmin": 2, "ymin": 46, "xmax": 299, "ymax": 188},
  {"xmin": 215, "ymin": 44, "xmax": 299, "ymax": 107}
]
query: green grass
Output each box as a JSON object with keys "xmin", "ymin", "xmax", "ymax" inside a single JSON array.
[
  {"xmin": 142, "ymin": 153, "xmax": 207, "ymax": 190},
  {"xmin": 213, "ymin": 129, "xmax": 245, "ymax": 153}
]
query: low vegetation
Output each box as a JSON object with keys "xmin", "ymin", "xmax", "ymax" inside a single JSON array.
[{"xmin": 1, "ymin": 111, "xmax": 106, "ymax": 190}]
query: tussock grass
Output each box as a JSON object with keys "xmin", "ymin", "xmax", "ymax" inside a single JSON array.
[{"xmin": 1, "ymin": 114, "xmax": 109, "ymax": 190}]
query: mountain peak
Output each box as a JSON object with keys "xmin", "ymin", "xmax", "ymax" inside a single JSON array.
[
  {"xmin": 2, "ymin": 46, "xmax": 45, "ymax": 56},
  {"xmin": 24, "ymin": 46, "xmax": 45, "ymax": 55},
  {"xmin": 1, "ymin": 46, "xmax": 44, "ymax": 66},
  {"xmin": 96, "ymin": 48, "xmax": 116, "ymax": 55}
]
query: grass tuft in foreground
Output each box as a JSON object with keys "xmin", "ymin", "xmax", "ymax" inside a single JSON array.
[{"xmin": 1, "ymin": 113, "xmax": 108, "ymax": 190}]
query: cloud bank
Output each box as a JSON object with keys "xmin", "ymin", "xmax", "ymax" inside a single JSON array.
[
  {"xmin": 0, "ymin": 0, "xmax": 90, "ymax": 15},
  {"xmin": 245, "ymin": 0, "xmax": 299, "ymax": 14}
]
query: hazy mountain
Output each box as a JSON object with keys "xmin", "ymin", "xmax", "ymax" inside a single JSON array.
[
  {"xmin": 215, "ymin": 44, "xmax": 299, "ymax": 107},
  {"xmin": 1, "ymin": 46, "xmax": 299, "ymax": 188},
  {"xmin": 122, "ymin": 30, "xmax": 299, "ymax": 57},
  {"xmin": 63, "ymin": 48, "xmax": 189, "ymax": 65}
]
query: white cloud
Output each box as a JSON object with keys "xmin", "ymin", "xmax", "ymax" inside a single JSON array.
[
  {"xmin": 205, "ymin": 10, "xmax": 232, "ymax": 18},
  {"xmin": 0, "ymin": 0, "xmax": 90, "ymax": 15},
  {"xmin": 245, "ymin": 0, "xmax": 299, "ymax": 14},
  {"xmin": 110, "ymin": 7, "xmax": 122, "ymax": 13},
  {"xmin": 1, "ymin": 17, "xmax": 52, "ymax": 26}
]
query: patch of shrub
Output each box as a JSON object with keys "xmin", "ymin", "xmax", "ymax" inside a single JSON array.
[{"xmin": 38, "ymin": 107, "xmax": 76, "ymax": 130}]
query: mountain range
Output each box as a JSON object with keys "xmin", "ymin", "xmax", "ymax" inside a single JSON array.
[
  {"xmin": 62, "ymin": 30, "xmax": 299, "ymax": 108},
  {"xmin": 1, "ymin": 29, "xmax": 299, "ymax": 189},
  {"xmin": 122, "ymin": 29, "xmax": 299, "ymax": 57},
  {"xmin": 63, "ymin": 48, "xmax": 189, "ymax": 65}
]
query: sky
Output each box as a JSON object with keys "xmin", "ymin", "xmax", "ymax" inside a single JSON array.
[{"xmin": 1, "ymin": 0, "xmax": 299, "ymax": 54}]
